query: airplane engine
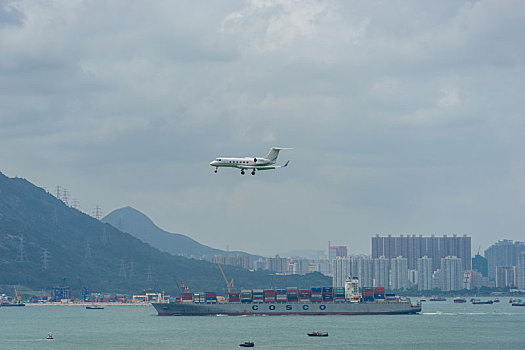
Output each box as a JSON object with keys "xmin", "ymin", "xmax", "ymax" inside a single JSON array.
[{"xmin": 253, "ymin": 158, "xmax": 257, "ymax": 163}]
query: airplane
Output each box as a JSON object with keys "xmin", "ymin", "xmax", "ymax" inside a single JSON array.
[{"xmin": 210, "ymin": 147, "xmax": 292, "ymax": 175}]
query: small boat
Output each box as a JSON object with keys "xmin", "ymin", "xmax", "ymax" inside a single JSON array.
[
  {"xmin": 453, "ymin": 298, "xmax": 467, "ymax": 303},
  {"xmin": 46, "ymin": 333, "xmax": 53, "ymax": 340},
  {"xmin": 472, "ymin": 300, "xmax": 493, "ymax": 305},
  {"xmin": 86, "ymin": 305, "xmax": 104, "ymax": 310},
  {"xmin": 239, "ymin": 341, "xmax": 254, "ymax": 347},
  {"xmin": 308, "ymin": 331, "xmax": 329, "ymax": 337},
  {"xmin": 511, "ymin": 299, "xmax": 525, "ymax": 306},
  {"xmin": 429, "ymin": 297, "xmax": 446, "ymax": 302},
  {"xmin": 493, "ymin": 298, "xmax": 500, "ymax": 303}
]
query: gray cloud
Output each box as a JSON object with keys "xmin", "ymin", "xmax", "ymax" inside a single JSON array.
[{"xmin": 1, "ymin": 0, "xmax": 524, "ymax": 255}]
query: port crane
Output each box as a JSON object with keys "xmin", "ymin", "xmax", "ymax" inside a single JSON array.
[{"xmin": 214, "ymin": 255, "xmax": 234, "ymax": 294}]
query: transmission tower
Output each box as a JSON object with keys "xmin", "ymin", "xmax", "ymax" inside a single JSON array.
[
  {"xmin": 55, "ymin": 185, "xmax": 61, "ymax": 199},
  {"xmin": 16, "ymin": 236, "xmax": 27, "ymax": 262},
  {"xmin": 61, "ymin": 188, "xmax": 69, "ymax": 206},
  {"xmin": 42, "ymin": 249, "xmax": 49, "ymax": 270},
  {"xmin": 93, "ymin": 206, "xmax": 102, "ymax": 220},
  {"xmin": 146, "ymin": 266, "xmax": 152, "ymax": 282},
  {"xmin": 71, "ymin": 198, "xmax": 80, "ymax": 210},
  {"xmin": 119, "ymin": 259, "xmax": 127, "ymax": 279},
  {"xmin": 84, "ymin": 239, "xmax": 92, "ymax": 260}
]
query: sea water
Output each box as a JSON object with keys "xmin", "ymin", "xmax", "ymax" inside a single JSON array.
[{"xmin": 1, "ymin": 299, "xmax": 524, "ymax": 349}]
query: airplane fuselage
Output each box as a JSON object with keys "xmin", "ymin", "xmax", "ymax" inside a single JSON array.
[
  {"xmin": 210, "ymin": 147, "xmax": 291, "ymax": 175},
  {"xmin": 209, "ymin": 157, "xmax": 273, "ymax": 168}
]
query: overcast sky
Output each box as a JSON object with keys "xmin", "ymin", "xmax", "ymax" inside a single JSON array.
[{"xmin": 1, "ymin": 0, "xmax": 524, "ymax": 257}]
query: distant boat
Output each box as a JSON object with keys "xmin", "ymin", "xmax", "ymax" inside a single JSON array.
[
  {"xmin": 429, "ymin": 297, "xmax": 446, "ymax": 302},
  {"xmin": 472, "ymin": 300, "xmax": 493, "ymax": 305},
  {"xmin": 308, "ymin": 331, "xmax": 328, "ymax": 337},
  {"xmin": 511, "ymin": 299, "xmax": 525, "ymax": 307},
  {"xmin": 86, "ymin": 305, "xmax": 104, "ymax": 310},
  {"xmin": 1, "ymin": 286, "xmax": 25, "ymax": 307},
  {"xmin": 453, "ymin": 297, "xmax": 467, "ymax": 303},
  {"xmin": 46, "ymin": 333, "xmax": 53, "ymax": 340},
  {"xmin": 239, "ymin": 341, "xmax": 254, "ymax": 347},
  {"xmin": 493, "ymin": 298, "xmax": 500, "ymax": 303}
]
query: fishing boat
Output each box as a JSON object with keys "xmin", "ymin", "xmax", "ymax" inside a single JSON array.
[
  {"xmin": 239, "ymin": 341, "xmax": 254, "ymax": 347},
  {"xmin": 46, "ymin": 333, "xmax": 53, "ymax": 340},
  {"xmin": 472, "ymin": 299, "xmax": 493, "ymax": 305},
  {"xmin": 308, "ymin": 331, "xmax": 328, "ymax": 337}
]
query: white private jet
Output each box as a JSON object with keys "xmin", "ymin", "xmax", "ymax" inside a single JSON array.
[{"xmin": 210, "ymin": 147, "xmax": 292, "ymax": 175}]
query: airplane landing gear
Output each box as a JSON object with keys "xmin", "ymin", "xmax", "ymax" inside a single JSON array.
[
  {"xmin": 241, "ymin": 170, "xmax": 245, "ymax": 175},
  {"xmin": 214, "ymin": 168, "xmax": 218, "ymax": 173},
  {"xmin": 251, "ymin": 170, "xmax": 255, "ymax": 175}
]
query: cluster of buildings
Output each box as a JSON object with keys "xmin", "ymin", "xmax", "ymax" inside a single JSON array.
[
  {"xmin": 332, "ymin": 236, "xmax": 525, "ymax": 292},
  {"xmin": 196, "ymin": 235, "xmax": 525, "ymax": 293}
]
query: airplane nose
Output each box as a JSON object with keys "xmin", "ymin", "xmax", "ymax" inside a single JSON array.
[{"xmin": 210, "ymin": 161, "xmax": 216, "ymax": 166}]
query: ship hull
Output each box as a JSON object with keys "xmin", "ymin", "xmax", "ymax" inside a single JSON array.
[{"xmin": 152, "ymin": 301, "xmax": 421, "ymax": 316}]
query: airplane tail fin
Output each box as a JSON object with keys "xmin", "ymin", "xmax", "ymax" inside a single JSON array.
[{"xmin": 265, "ymin": 147, "xmax": 292, "ymax": 162}]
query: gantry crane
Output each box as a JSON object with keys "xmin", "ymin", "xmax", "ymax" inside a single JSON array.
[{"xmin": 214, "ymin": 255, "xmax": 234, "ymax": 294}]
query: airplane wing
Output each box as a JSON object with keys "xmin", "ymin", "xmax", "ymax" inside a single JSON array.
[{"xmin": 237, "ymin": 161, "xmax": 289, "ymax": 170}]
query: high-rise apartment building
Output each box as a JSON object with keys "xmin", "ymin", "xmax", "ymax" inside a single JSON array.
[
  {"xmin": 440, "ymin": 256, "xmax": 463, "ymax": 291},
  {"xmin": 372, "ymin": 234, "xmax": 471, "ymax": 271},
  {"xmin": 485, "ymin": 240, "xmax": 525, "ymax": 280},
  {"xmin": 390, "ymin": 256, "xmax": 409, "ymax": 290},
  {"xmin": 417, "ymin": 256, "xmax": 433, "ymax": 291},
  {"xmin": 495, "ymin": 266, "xmax": 517, "ymax": 288},
  {"xmin": 329, "ymin": 246, "xmax": 348, "ymax": 260},
  {"xmin": 472, "ymin": 254, "xmax": 488, "ymax": 277},
  {"xmin": 332, "ymin": 256, "xmax": 352, "ymax": 287},
  {"xmin": 518, "ymin": 252, "xmax": 525, "ymax": 290},
  {"xmin": 265, "ymin": 255, "xmax": 289, "ymax": 273},
  {"xmin": 374, "ymin": 256, "xmax": 390, "ymax": 288}
]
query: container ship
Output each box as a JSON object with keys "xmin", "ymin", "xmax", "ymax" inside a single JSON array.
[{"xmin": 152, "ymin": 278, "xmax": 421, "ymax": 316}]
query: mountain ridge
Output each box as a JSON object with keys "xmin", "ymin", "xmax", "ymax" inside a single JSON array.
[{"xmin": 102, "ymin": 206, "xmax": 257, "ymax": 259}]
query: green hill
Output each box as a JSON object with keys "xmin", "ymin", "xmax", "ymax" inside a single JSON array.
[{"xmin": 0, "ymin": 172, "xmax": 330, "ymax": 297}]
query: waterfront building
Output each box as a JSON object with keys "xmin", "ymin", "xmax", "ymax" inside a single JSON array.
[
  {"xmin": 374, "ymin": 256, "xmax": 390, "ymax": 288},
  {"xmin": 440, "ymin": 256, "xmax": 463, "ymax": 292},
  {"xmin": 485, "ymin": 240, "xmax": 525, "ymax": 280},
  {"xmin": 372, "ymin": 234, "xmax": 471, "ymax": 272},
  {"xmin": 518, "ymin": 252, "xmax": 525, "ymax": 290},
  {"xmin": 417, "ymin": 256, "xmax": 433, "ymax": 291},
  {"xmin": 472, "ymin": 254, "xmax": 488, "ymax": 277},
  {"xmin": 353, "ymin": 256, "xmax": 374, "ymax": 288},
  {"xmin": 495, "ymin": 266, "xmax": 517, "ymax": 288},
  {"xmin": 390, "ymin": 256, "xmax": 409, "ymax": 290},
  {"xmin": 332, "ymin": 256, "xmax": 352, "ymax": 287}
]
